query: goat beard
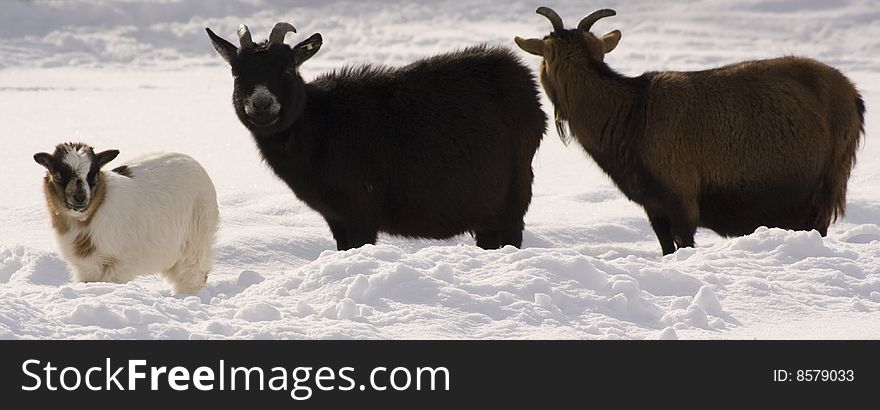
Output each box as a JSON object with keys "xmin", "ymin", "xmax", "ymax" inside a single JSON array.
[{"xmin": 554, "ymin": 109, "xmax": 572, "ymax": 145}]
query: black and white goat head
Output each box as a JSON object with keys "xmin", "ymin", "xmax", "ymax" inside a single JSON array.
[{"xmin": 33, "ymin": 143, "xmax": 119, "ymax": 216}]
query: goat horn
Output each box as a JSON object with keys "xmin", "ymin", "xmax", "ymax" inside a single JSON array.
[
  {"xmin": 536, "ymin": 6, "xmax": 565, "ymax": 33},
  {"xmin": 269, "ymin": 22, "xmax": 297, "ymax": 45},
  {"xmin": 578, "ymin": 9, "xmax": 616, "ymax": 32},
  {"xmin": 238, "ymin": 24, "xmax": 254, "ymax": 48}
]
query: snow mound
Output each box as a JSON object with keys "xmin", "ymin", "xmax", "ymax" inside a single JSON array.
[{"xmin": 2, "ymin": 226, "xmax": 878, "ymax": 339}]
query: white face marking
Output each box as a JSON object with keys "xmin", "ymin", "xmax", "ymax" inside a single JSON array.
[
  {"xmin": 60, "ymin": 146, "xmax": 92, "ymax": 208},
  {"xmin": 62, "ymin": 146, "xmax": 92, "ymax": 180},
  {"xmin": 245, "ymin": 85, "xmax": 281, "ymax": 118}
]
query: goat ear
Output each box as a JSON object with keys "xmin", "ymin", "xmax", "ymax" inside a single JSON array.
[
  {"xmin": 514, "ymin": 37, "xmax": 544, "ymax": 56},
  {"xmin": 206, "ymin": 27, "xmax": 238, "ymax": 65},
  {"xmin": 601, "ymin": 30, "xmax": 621, "ymax": 53},
  {"xmin": 292, "ymin": 33, "xmax": 323, "ymax": 67},
  {"xmin": 34, "ymin": 152, "xmax": 54, "ymax": 170},
  {"xmin": 95, "ymin": 150, "xmax": 120, "ymax": 169}
]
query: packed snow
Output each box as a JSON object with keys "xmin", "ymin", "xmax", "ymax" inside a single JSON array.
[{"xmin": 1, "ymin": 0, "xmax": 878, "ymax": 339}]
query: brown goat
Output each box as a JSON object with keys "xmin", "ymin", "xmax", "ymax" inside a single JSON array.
[{"xmin": 515, "ymin": 7, "xmax": 866, "ymax": 255}]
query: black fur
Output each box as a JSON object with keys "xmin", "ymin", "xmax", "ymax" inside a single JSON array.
[
  {"xmin": 112, "ymin": 165, "xmax": 133, "ymax": 178},
  {"xmin": 208, "ymin": 27, "xmax": 547, "ymax": 250}
]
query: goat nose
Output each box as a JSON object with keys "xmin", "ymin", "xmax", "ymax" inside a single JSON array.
[
  {"xmin": 252, "ymin": 96, "xmax": 272, "ymax": 110},
  {"xmin": 72, "ymin": 191, "xmax": 86, "ymax": 203}
]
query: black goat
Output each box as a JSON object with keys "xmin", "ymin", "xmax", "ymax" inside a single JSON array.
[{"xmin": 207, "ymin": 23, "xmax": 547, "ymax": 250}]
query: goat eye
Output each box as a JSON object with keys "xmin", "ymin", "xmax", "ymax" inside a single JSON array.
[{"xmin": 51, "ymin": 172, "xmax": 61, "ymax": 182}]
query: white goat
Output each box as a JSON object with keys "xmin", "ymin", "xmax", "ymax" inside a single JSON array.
[{"xmin": 34, "ymin": 143, "xmax": 219, "ymax": 293}]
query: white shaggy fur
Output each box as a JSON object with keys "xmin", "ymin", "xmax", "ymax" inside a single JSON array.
[{"xmin": 56, "ymin": 152, "xmax": 219, "ymax": 294}]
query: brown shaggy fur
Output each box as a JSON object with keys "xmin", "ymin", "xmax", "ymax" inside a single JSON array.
[
  {"xmin": 517, "ymin": 9, "xmax": 865, "ymax": 255},
  {"xmin": 43, "ymin": 176, "xmax": 71, "ymax": 235},
  {"xmin": 72, "ymin": 232, "xmax": 95, "ymax": 258},
  {"xmin": 43, "ymin": 172, "xmax": 108, "ymax": 250}
]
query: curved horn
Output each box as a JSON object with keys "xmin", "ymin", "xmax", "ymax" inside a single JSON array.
[
  {"xmin": 269, "ymin": 22, "xmax": 297, "ymax": 45},
  {"xmin": 237, "ymin": 24, "xmax": 254, "ymax": 48},
  {"xmin": 578, "ymin": 9, "xmax": 616, "ymax": 32},
  {"xmin": 536, "ymin": 6, "xmax": 565, "ymax": 33}
]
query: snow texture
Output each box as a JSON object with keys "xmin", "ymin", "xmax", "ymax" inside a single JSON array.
[{"xmin": 1, "ymin": 0, "xmax": 879, "ymax": 339}]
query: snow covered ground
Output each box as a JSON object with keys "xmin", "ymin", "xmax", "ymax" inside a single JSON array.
[{"xmin": 1, "ymin": 0, "xmax": 878, "ymax": 339}]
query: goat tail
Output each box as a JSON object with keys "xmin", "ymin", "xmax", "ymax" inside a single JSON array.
[{"xmin": 826, "ymin": 93, "xmax": 866, "ymax": 224}]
